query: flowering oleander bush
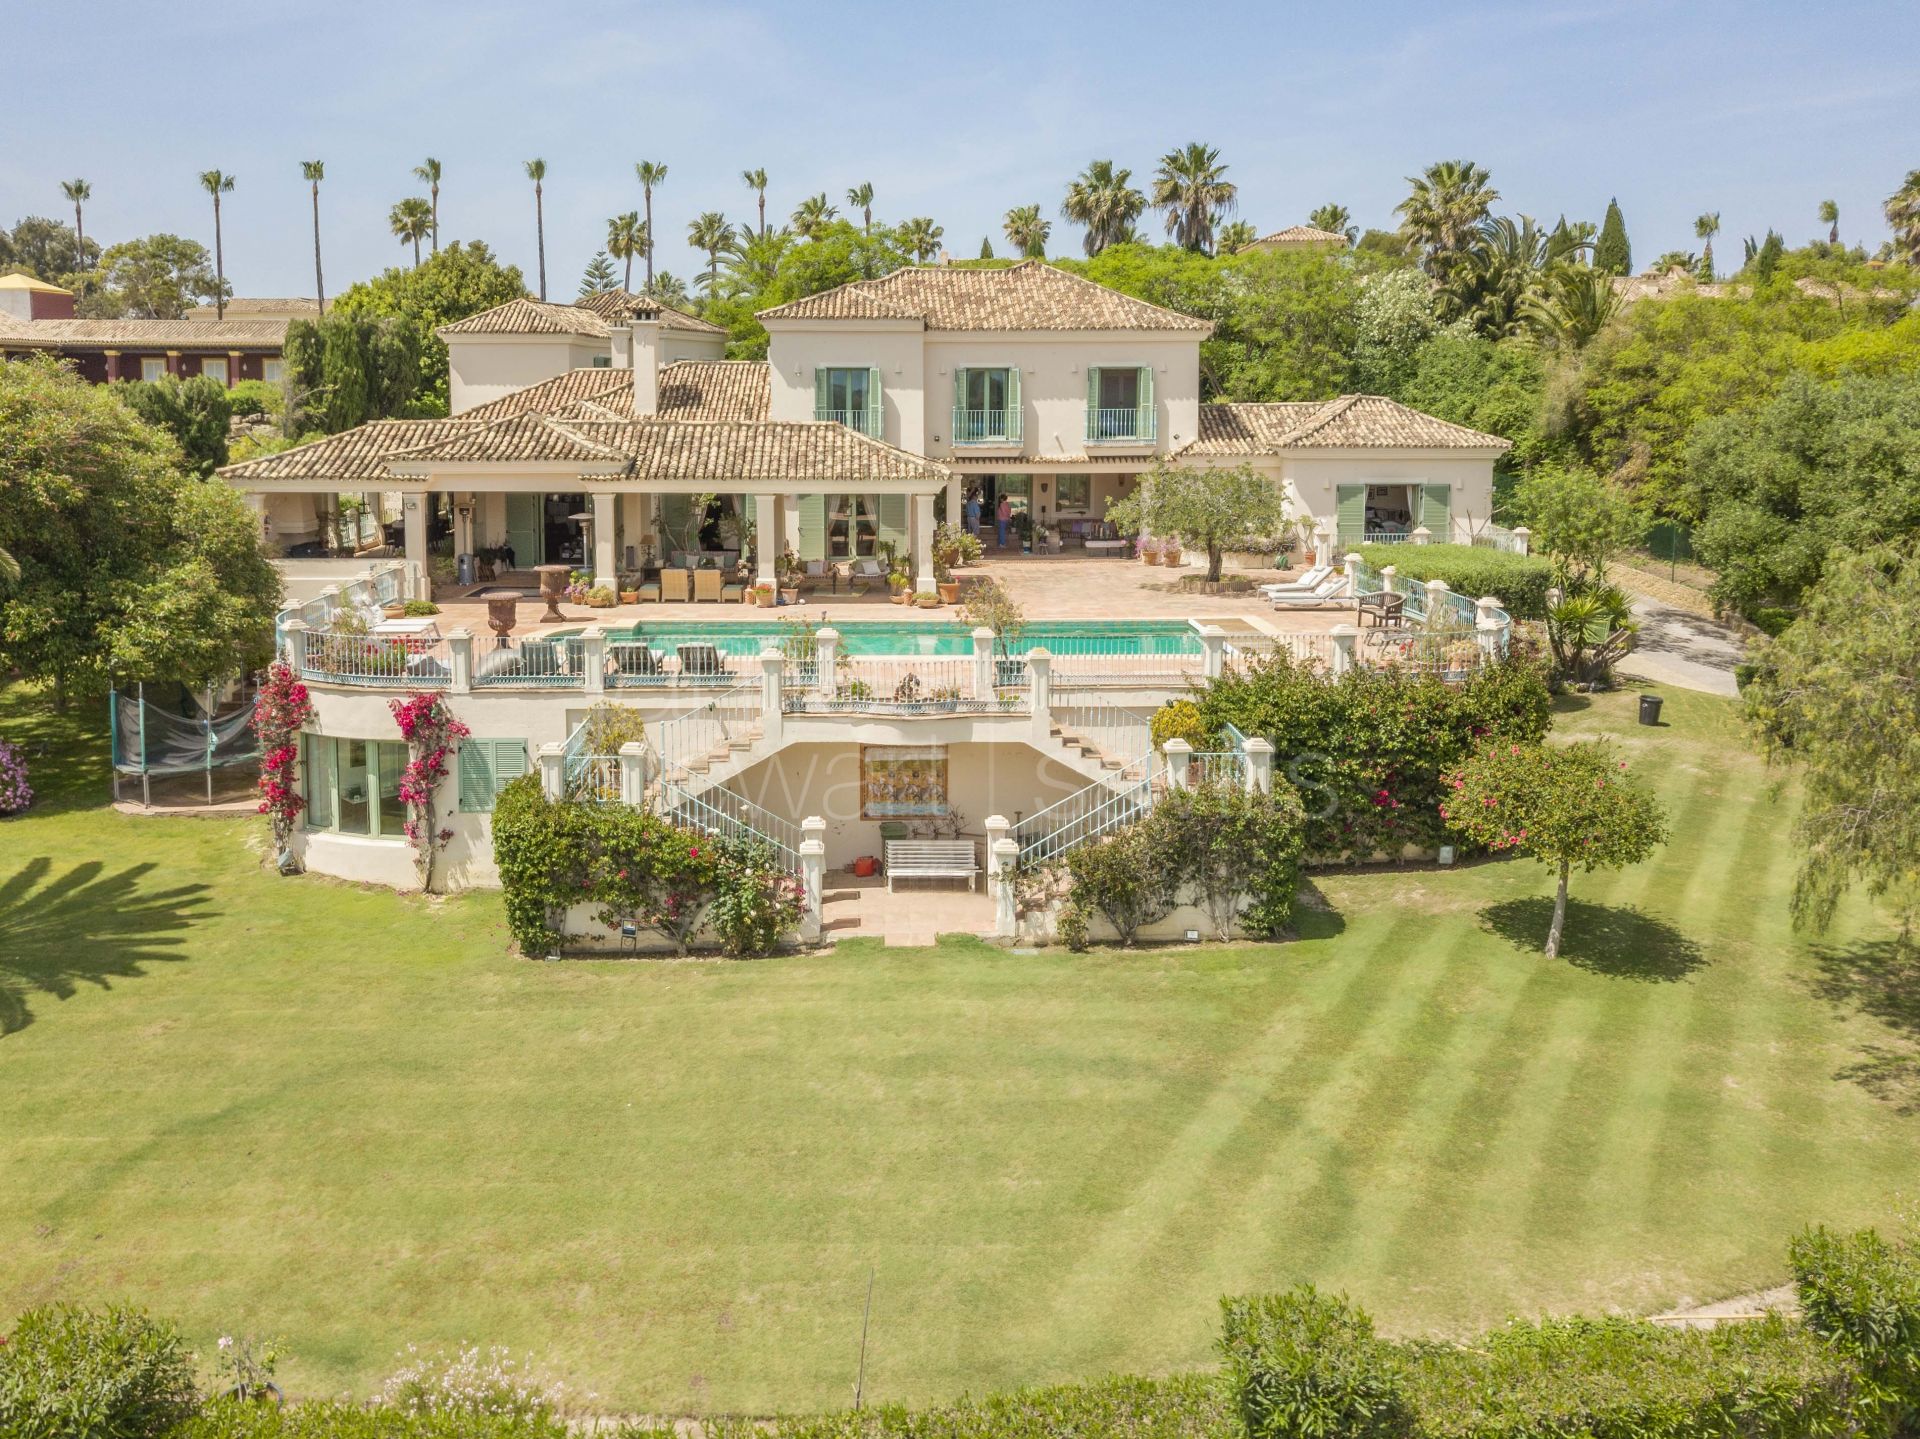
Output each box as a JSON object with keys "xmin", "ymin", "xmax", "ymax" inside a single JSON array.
[
  {"xmin": 707, "ymin": 840, "xmax": 809, "ymax": 957},
  {"xmin": 251, "ymin": 661, "xmax": 314, "ymax": 855},
  {"xmin": 378, "ymin": 1343, "xmax": 569, "ymax": 1422},
  {"xmin": 390, "ymin": 693, "xmax": 470, "ymax": 891},
  {"xmin": 0, "ymin": 737, "xmax": 32, "ymax": 816}
]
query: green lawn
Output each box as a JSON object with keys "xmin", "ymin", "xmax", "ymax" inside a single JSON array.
[{"xmin": 1, "ymin": 683, "xmax": 1915, "ymax": 1416}]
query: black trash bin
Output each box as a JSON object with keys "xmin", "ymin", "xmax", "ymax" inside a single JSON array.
[{"xmin": 1639, "ymin": 694, "xmax": 1664, "ymax": 726}]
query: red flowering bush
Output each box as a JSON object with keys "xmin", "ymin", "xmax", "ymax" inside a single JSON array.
[
  {"xmin": 389, "ymin": 693, "xmax": 470, "ymax": 891},
  {"xmin": 1442, "ymin": 739, "xmax": 1669, "ymax": 957},
  {"xmin": 251, "ymin": 661, "xmax": 314, "ymax": 857}
]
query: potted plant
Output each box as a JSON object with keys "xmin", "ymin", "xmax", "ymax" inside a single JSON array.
[
  {"xmin": 1162, "ymin": 537, "xmax": 1183, "ymax": 567},
  {"xmin": 1138, "ymin": 536, "xmax": 1160, "ymax": 565},
  {"xmin": 587, "ymin": 585, "xmax": 617, "ymax": 609},
  {"xmin": 932, "ymin": 522, "xmax": 981, "ymax": 605},
  {"xmin": 619, "ymin": 579, "xmax": 641, "ymax": 604},
  {"xmin": 752, "ymin": 581, "xmax": 777, "ymax": 608},
  {"xmin": 913, "ymin": 590, "xmax": 941, "ymax": 609},
  {"xmin": 887, "ymin": 559, "xmax": 912, "ymax": 604}
]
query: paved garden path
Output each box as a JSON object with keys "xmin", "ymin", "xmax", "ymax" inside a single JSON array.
[{"xmin": 1621, "ymin": 597, "xmax": 1745, "ymax": 699}]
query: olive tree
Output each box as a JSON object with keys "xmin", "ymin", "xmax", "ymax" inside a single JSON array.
[{"xmin": 1106, "ymin": 460, "xmax": 1290, "ymax": 582}]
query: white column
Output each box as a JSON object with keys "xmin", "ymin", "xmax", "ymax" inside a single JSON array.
[
  {"xmin": 1329, "ymin": 623, "xmax": 1358, "ymax": 676},
  {"xmin": 1162, "ymin": 737, "xmax": 1192, "ymax": 790},
  {"xmin": 759, "ymin": 649, "xmax": 785, "ymax": 746},
  {"xmin": 1314, "ymin": 524, "xmax": 1334, "ymax": 569},
  {"xmin": 403, "ymin": 494, "xmax": 430, "ymax": 597},
  {"xmin": 814, "ymin": 627, "xmax": 839, "ymax": 698},
  {"xmin": 992, "ymin": 838, "xmax": 1019, "ymax": 939},
  {"xmin": 1200, "ymin": 625, "xmax": 1226, "ymax": 680},
  {"xmin": 581, "ymin": 627, "xmax": 606, "ymax": 695},
  {"xmin": 282, "ymin": 619, "xmax": 309, "ymax": 671},
  {"xmin": 1243, "ymin": 737, "xmax": 1275, "ymax": 795},
  {"xmin": 971, "ymin": 626, "xmax": 995, "ymax": 701},
  {"xmin": 1026, "ymin": 648, "xmax": 1052, "ymax": 743},
  {"xmin": 944, "ymin": 477, "xmax": 962, "ymax": 529},
  {"xmin": 536, "ymin": 743, "xmax": 564, "ymax": 800},
  {"xmin": 755, "ymin": 492, "xmax": 780, "ymax": 586},
  {"xmin": 1511, "ymin": 526, "xmax": 1531, "ymax": 556},
  {"xmin": 618, "ymin": 742, "xmax": 649, "ymax": 807},
  {"xmin": 592, "ymin": 491, "xmax": 617, "ymax": 588},
  {"xmin": 799, "ymin": 816, "xmax": 827, "ymax": 943},
  {"xmin": 1476, "ymin": 596, "xmax": 1506, "ymax": 663},
  {"xmin": 447, "ymin": 628, "xmax": 473, "ymax": 693},
  {"xmin": 912, "ymin": 491, "xmax": 937, "ymax": 594}
]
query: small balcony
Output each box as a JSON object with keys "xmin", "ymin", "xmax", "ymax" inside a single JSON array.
[
  {"xmin": 951, "ymin": 407, "xmax": 1023, "ymax": 446},
  {"xmin": 1086, "ymin": 407, "xmax": 1156, "ymax": 444},
  {"xmin": 815, "ymin": 407, "xmax": 882, "ymax": 438}
]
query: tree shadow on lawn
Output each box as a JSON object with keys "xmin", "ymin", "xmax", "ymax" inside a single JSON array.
[
  {"xmin": 1479, "ymin": 896, "xmax": 1708, "ymax": 981},
  {"xmin": 0, "ymin": 855, "xmax": 214, "ymax": 1037},
  {"xmin": 1808, "ymin": 938, "xmax": 1920, "ymax": 1114}
]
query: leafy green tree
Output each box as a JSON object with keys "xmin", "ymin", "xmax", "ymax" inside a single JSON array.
[
  {"xmin": 1818, "ymin": 199, "xmax": 1839, "ymax": 247},
  {"xmin": 741, "ymin": 167, "xmax": 769, "ymax": 238},
  {"xmin": 687, "ymin": 210, "xmax": 733, "ymax": 294},
  {"xmin": 3, "ymin": 215, "xmax": 99, "ymax": 285},
  {"xmin": 898, "ymin": 216, "xmax": 944, "ymax": 263},
  {"xmin": 0, "ymin": 358, "xmax": 279, "ymax": 705},
  {"xmin": 1511, "ymin": 462, "xmax": 1644, "ymax": 583},
  {"xmin": 578, "ymin": 250, "xmax": 618, "ymax": 297},
  {"xmin": 846, "ymin": 181, "xmax": 875, "ymax": 236},
  {"xmin": 1521, "ymin": 266, "xmax": 1619, "ymax": 350},
  {"xmin": 118, "ymin": 375, "xmax": 233, "ymax": 476},
  {"xmin": 524, "ymin": 158, "xmax": 548, "ymax": 300},
  {"xmin": 389, "ymin": 196, "xmax": 432, "ymax": 267},
  {"xmin": 1545, "ymin": 215, "xmax": 1595, "ymax": 265},
  {"xmin": 1884, "ymin": 169, "xmax": 1920, "ymax": 265},
  {"xmin": 1751, "ymin": 228, "xmax": 1786, "ymax": 282},
  {"xmin": 1593, "ymin": 198, "xmax": 1631, "ymax": 276},
  {"xmin": 1394, "ymin": 327, "xmax": 1548, "ymax": 473},
  {"xmin": 1003, "ymin": 203, "xmax": 1050, "ymax": 258},
  {"xmin": 1396, "ymin": 160, "xmax": 1498, "ymax": 283},
  {"xmin": 791, "ymin": 192, "xmax": 838, "ymax": 239},
  {"xmin": 1062, "ymin": 160, "xmax": 1145, "ymax": 256},
  {"xmin": 284, "ymin": 312, "xmax": 421, "ymax": 433},
  {"xmin": 1747, "ymin": 543, "xmax": 1920, "ymax": 931},
  {"xmin": 978, "ymin": 236, "xmax": 994, "ymax": 260},
  {"xmin": 1443, "ymin": 739, "xmax": 1669, "ymax": 958},
  {"xmin": 1350, "ymin": 267, "xmax": 1438, "ymax": 395},
  {"xmin": 1107, "ymin": 460, "xmax": 1289, "ymax": 581},
  {"xmin": 198, "ymin": 169, "xmax": 235, "ymax": 320},
  {"xmin": 1151, "ymin": 142, "xmax": 1237, "ymax": 254},
  {"xmin": 300, "ymin": 160, "xmax": 326, "ymax": 309},
  {"xmin": 1354, "ymin": 227, "xmax": 1412, "ymax": 261},
  {"xmin": 1309, "ymin": 203, "xmax": 1356, "ymax": 242},
  {"xmin": 1216, "ymin": 219, "xmax": 1257, "ymax": 255},
  {"xmin": 1453, "ymin": 213, "xmax": 1550, "ymax": 333},
  {"xmin": 79, "ymin": 234, "xmax": 218, "ymax": 318},
  {"xmin": 1689, "ymin": 372, "xmax": 1920, "ymax": 616},
  {"xmin": 412, "ymin": 157, "xmax": 442, "ymax": 252},
  {"xmin": 634, "ymin": 160, "xmax": 667, "ymax": 287},
  {"xmin": 331, "ymin": 240, "xmax": 525, "ymax": 412}
]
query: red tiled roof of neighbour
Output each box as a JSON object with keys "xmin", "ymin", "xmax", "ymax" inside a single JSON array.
[
  {"xmin": 437, "ymin": 298, "xmax": 611, "ymax": 338},
  {"xmin": 757, "ymin": 260, "xmax": 1212, "ymax": 332},
  {"xmin": 1187, "ymin": 396, "xmax": 1509, "ymax": 452},
  {"xmin": 574, "ymin": 289, "xmax": 728, "ymax": 334},
  {"xmin": 0, "ymin": 317, "xmax": 290, "ymax": 348},
  {"xmin": 1251, "ymin": 225, "xmax": 1351, "ymax": 248}
]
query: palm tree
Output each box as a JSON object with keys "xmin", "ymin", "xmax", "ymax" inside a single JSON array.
[
  {"xmin": 1216, "ymin": 220, "xmax": 1257, "ymax": 255},
  {"xmin": 1395, "ymin": 159, "xmax": 1498, "ymax": 281},
  {"xmin": 413, "ymin": 158, "xmax": 442, "ymax": 253},
  {"xmin": 524, "ymin": 159, "xmax": 549, "ymax": 299},
  {"xmin": 846, "ymin": 182, "xmax": 875, "ymax": 236},
  {"xmin": 0, "ymin": 545, "xmax": 18, "ymax": 586},
  {"xmin": 607, "ymin": 211, "xmax": 646, "ymax": 292},
  {"xmin": 1694, "ymin": 211, "xmax": 1720, "ymax": 279},
  {"xmin": 687, "ymin": 211, "xmax": 732, "ymax": 294},
  {"xmin": 198, "ymin": 170, "xmax": 235, "ymax": 319},
  {"xmin": 1818, "ymin": 198, "xmax": 1839, "ymax": 246},
  {"xmin": 1888, "ymin": 171, "xmax": 1920, "ymax": 265},
  {"xmin": 898, "ymin": 216, "xmax": 944, "ymax": 263},
  {"xmin": 791, "ymin": 192, "xmax": 839, "ymax": 239},
  {"xmin": 59, "ymin": 179, "xmax": 90, "ymax": 270},
  {"xmin": 1150, "ymin": 142, "xmax": 1236, "ymax": 254},
  {"xmin": 1458, "ymin": 214, "xmax": 1551, "ymax": 334},
  {"xmin": 1522, "ymin": 266, "xmax": 1620, "ymax": 349},
  {"xmin": 1062, "ymin": 160, "xmax": 1146, "ymax": 257},
  {"xmin": 633, "ymin": 161, "xmax": 668, "ymax": 288},
  {"xmin": 300, "ymin": 161, "xmax": 326, "ymax": 310},
  {"xmin": 390, "ymin": 197, "xmax": 433, "ymax": 268},
  {"xmin": 1308, "ymin": 203, "xmax": 1356, "ymax": 242},
  {"xmin": 1002, "ymin": 204, "xmax": 1050, "ymax": 258},
  {"xmin": 741, "ymin": 168, "xmax": 769, "ymax": 238},
  {"xmin": 724, "ymin": 226, "xmax": 794, "ymax": 293}
]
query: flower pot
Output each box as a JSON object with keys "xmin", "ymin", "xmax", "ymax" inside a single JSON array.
[
  {"xmin": 1142, "ymin": 549, "xmax": 1161, "ymax": 566},
  {"xmin": 1164, "ymin": 548, "xmax": 1183, "ymax": 568},
  {"xmin": 915, "ymin": 594, "xmax": 941, "ymax": 609},
  {"xmin": 889, "ymin": 589, "xmax": 909, "ymax": 605},
  {"xmin": 382, "ymin": 601, "xmax": 406, "ymax": 619},
  {"xmin": 937, "ymin": 581, "xmax": 960, "ymax": 604},
  {"xmin": 619, "ymin": 590, "xmax": 640, "ymax": 605}
]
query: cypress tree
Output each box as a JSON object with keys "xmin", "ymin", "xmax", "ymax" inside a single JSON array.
[
  {"xmin": 979, "ymin": 236, "xmax": 994, "ymax": 260},
  {"xmin": 1595, "ymin": 199, "xmax": 1631, "ymax": 276}
]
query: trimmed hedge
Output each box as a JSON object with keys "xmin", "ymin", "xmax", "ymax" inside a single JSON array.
[
  {"xmin": 1789, "ymin": 1223, "xmax": 1920, "ymax": 1434},
  {"xmin": 1355, "ymin": 544, "xmax": 1555, "ymax": 620},
  {"xmin": 170, "ymin": 1401, "xmax": 567, "ymax": 1438}
]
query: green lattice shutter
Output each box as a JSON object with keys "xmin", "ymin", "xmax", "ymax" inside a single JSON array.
[
  {"xmin": 866, "ymin": 367, "xmax": 883, "ymax": 437},
  {"xmin": 493, "ymin": 739, "xmax": 528, "ymax": 797},
  {"xmin": 876, "ymin": 493, "xmax": 909, "ymax": 557},
  {"xmin": 797, "ymin": 493, "xmax": 826, "ymax": 562},
  {"xmin": 1005, "ymin": 367, "xmax": 1021, "ymax": 441},
  {"xmin": 1137, "ymin": 366, "xmax": 1154, "ymax": 439},
  {"xmin": 1420, "ymin": 484, "xmax": 1451, "ymax": 541},
  {"xmin": 813, "ymin": 367, "xmax": 828, "ymax": 420},
  {"xmin": 1335, "ymin": 484, "xmax": 1366, "ymax": 549},
  {"xmin": 1086, "ymin": 366, "xmax": 1100, "ymax": 439}
]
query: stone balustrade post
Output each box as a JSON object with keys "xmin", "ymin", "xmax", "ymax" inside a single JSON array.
[
  {"xmin": 814, "ymin": 627, "xmax": 839, "ymax": 699},
  {"xmin": 447, "ymin": 628, "xmax": 473, "ymax": 693},
  {"xmin": 1424, "ymin": 578, "xmax": 1452, "ymax": 625},
  {"xmin": 758, "ymin": 649, "xmax": 785, "ymax": 746},
  {"xmin": 618, "ymin": 741, "xmax": 649, "ymax": 807},
  {"xmin": 1329, "ymin": 623, "xmax": 1358, "ymax": 676},
  {"xmin": 1162, "ymin": 737, "xmax": 1192, "ymax": 791},
  {"xmin": 1411, "ymin": 525, "xmax": 1432, "ymax": 546},
  {"xmin": 1026, "ymin": 649, "xmax": 1052, "ymax": 742},
  {"xmin": 282, "ymin": 619, "xmax": 309, "ymax": 671},
  {"xmin": 799, "ymin": 816, "xmax": 827, "ymax": 943},
  {"xmin": 1314, "ymin": 524, "xmax": 1335, "ymax": 569},
  {"xmin": 971, "ymin": 626, "xmax": 995, "ymax": 702},
  {"xmin": 316, "ymin": 585, "xmax": 343, "ymax": 624},
  {"xmin": 536, "ymin": 742, "xmax": 565, "ymax": 800},
  {"xmin": 1511, "ymin": 525, "xmax": 1531, "ymax": 556},
  {"xmin": 1200, "ymin": 625, "xmax": 1227, "ymax": 680},
  {"xmin": 1342, "ymin": 551, "xmax": 1362, "ymax": 600},
  {"xmin": 581, "ymin": 627, "xmax": 606, "ymax": 696},
  {"xmin": 1243, "ymin": 737, "xmax": 1275, "ymax": 795},
  {"xmin": 1476, "ymin": 595, "xmax": 1507, "ymax": 663},
  {"xmin": 983, "ymin": 814, "xmax": 1011, "ymax": 903},
  {"xmin": 992, "ymin": 837, "xmax": 1019, "ymax": 939}
]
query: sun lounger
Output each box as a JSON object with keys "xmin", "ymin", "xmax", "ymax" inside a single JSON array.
[
  {"xmin": 1269, "ymin": 576, "xmax": 1346, "ymax": 607},
  {"xmin": 1258, "ymin": 566, "xmax": 1330, "ymax": 595}
]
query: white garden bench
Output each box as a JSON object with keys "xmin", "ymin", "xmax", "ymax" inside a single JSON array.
[{"xmin": 885, "ymin": 839, "xmax": 979, "ymax": 892}]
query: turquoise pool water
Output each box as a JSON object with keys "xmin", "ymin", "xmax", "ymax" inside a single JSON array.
[{"xmin": 605, "ymin": 618, "xmax": 1202, "ymax": 656}]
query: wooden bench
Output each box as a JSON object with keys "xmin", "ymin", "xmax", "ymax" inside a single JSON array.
[{"xmin": 885, "ymin": 839, "xmax": 979, "ymax": 892}]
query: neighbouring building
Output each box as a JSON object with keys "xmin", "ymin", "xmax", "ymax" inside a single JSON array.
[
  {"xmin": 0, "ymin": 278, "xmax": 299, "ymax": 386},
  {"xmin": 1244, "ymin": 225, "xmax": 1352, "ymax": 254}
]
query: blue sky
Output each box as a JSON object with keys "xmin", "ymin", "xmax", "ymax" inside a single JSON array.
[{"xmin": 4, "ymin": 0, "xmax": 1916, "ymax": 300}]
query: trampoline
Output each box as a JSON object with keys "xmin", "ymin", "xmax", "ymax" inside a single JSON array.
[{"xmin": 110, "ymin": 680, "xmax": 260, "ymax": 807}]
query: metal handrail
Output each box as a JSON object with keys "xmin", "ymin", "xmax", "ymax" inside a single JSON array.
[
  {"xmin": 1085, "ymin": 406, "xmax": 1156, "ymax": 443},
  {"xmin": 813, "ymin": 406, "xmax": 882, "ymax": 437},
  {"xmin": 951, "ymin": 407, "xmax": 1022, "ymax": 445},
  {"xmin": 652, "ymin": 680, "xmax": 762, "ymax": 786},
  {"xmin": 1013, "ymin": 754, "xmax": 1156, "ymax": 868},
  {"xmin": 660, "ymin": 780, "xmax": 801, "ymax": 872}
]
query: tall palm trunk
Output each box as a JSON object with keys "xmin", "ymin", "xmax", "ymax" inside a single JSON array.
[
  {"xmin": 310, "ymin": 182, "xmax": 325, "ymax": 310},
  {"xmin": 758, "ymin": 193, "xmax": 766, "ymax": 239},
  {"xmin": 534, "ymin": 181, "xmax": 547, "ymax": 300},
  {"xmin": 1546, "ymin": 859, "xmax": 1570, "ymax": 958},
  {"xmin": 643, "ymin": 191, "xmax": 654, "ymax": 288},
  {"xmin": 412, "ymin": 235, "xmax": 421, "ymax": 268},
  {"xmin": 430, "ymin": 184, "xmax": 439, "ymax": 254},
  {"xmin": 622, "ymin": 249, "xmax": 633, "ymax": 292},
  {"xmin": 212, "ymin": 192, "xmax": 226, "ymax": 320},
  {"xmin": 72, "ymin": 199, "xmax": 86, "ymax": 267}
]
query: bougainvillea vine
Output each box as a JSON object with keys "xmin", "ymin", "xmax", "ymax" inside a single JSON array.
[
  {"xmin": 390, "ymin": 692, "xmax": 470, "ymax": 891},
  {"xmin": 251, "ymin": 661, "xmax": 315, "ymax": 862}
]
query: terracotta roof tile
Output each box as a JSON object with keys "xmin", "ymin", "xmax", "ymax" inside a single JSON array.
[
  {"xmin": 575, "ymin": 289, "xmax": 728, "ymax": 334},
  {"xmin": 758, "ymin": 260, "xmax": 1211, "ymax": 332},
  {"xmin": 459, "ymin": 368, "xmax": 634, "ymax": 420},
  {"xmin": 656, "ymin": 360, "xmax": 769, "ymax": 422},
  {"xmin": 1251, "ymin": 225, "xmax": 1351, "ymax": 248},
  {"xmin": 0, "ymin": 317, "xmax": 289, "ymax": 348},
  {"xmin": 437, "ymin": 298, "xmax": 611, "ymax": 338},
  {"xmin": 1187, "ymin": 397, "xmax": 1509, "ymax": 453},
  {"xmin": 219, "ymin": 421, "xmax": 475, "ymax": 482}
]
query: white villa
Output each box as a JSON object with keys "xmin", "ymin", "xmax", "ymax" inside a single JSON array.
[{"xmin": 220, "ymin": 262, "xmax": 1514, "ymax": 939}]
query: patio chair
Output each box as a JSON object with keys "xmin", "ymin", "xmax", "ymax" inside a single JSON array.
[
  {"xmin": 1269, "ymin": 575, "xmax": 1346, "ymax": 608},
  {"xmin": 843, "ymin": 556, "xmax": 885, "ymax": 594},
  {"xmin": 721, "ymin": 578, "xmax": 746, "ymax": 603},
  {"xmin": 801, "ymin": 559, "xmax": 833, "ymax": 593},
  {"xmin": 693, "ymin": 568, "xmax": 722, "ymax": 602},
  {"xmin": 635, "ymin": 577, "xmax": 661, "ymax": 602},
  {"xmin": 660, "ymin": 568, "xmax": 690, "ymax": 602},
  {"xmin": 677, "ymin": 643, "xmax": 726, "ymax": 678}
]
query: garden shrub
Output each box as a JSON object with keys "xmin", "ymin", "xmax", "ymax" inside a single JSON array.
[
  {"xmin": 707, "ymin": 840, "xmax": 809, "ymax": 958},
  {"xmin": 173, "ymin": 1398, "xmax": 569, "ymax": 1438},
  {"xmin": 0, "ymin": 1302, "xmax": 199, "ymax": 1439},
  {"xmin": 1355, "ymin": 543, "xmax": 1555, "ymax": 620},
  {"xmin": 1218, "ymin": 1287, "xmax": 1405, "ymax": 1439},
  {"xmin": 1152, "ymin": 699, "xmax": 1212, "ymax": 752},
  {"xmin": 1149, "ymin": 781, "xmax": 1308, "ymax": 940},
  {"xmin": 0, "ymin": 736, "xmax": 33, "ymax": 815},
  {"xmin": 1065, "ymin": 823, "xmax": 1175, "ymax": 945},
  {"xmin": 379, "ymin": 1343, "xmax": 569, "ymax": 1423},
  {"xmin": 1198, "ymin": 651, "xmax": 1552, "ymax": 862},
  {"xmin": 1789, "ymin": 1223, "xmax": 1920, "ymax": 1432}
]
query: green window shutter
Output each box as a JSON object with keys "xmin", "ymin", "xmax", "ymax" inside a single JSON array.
[
  {"xmin": 1137, "ymin": 366, "xmax": 1154, "ymax": 435},
  {"xmin": 798, "ymin": 493, "xmax": 827, "ymax": 562},
  {"xmin": 493, "ymin": 739, "xmax": 529, "ymax": 795},
  {"xmin": 1335, "ymin": 485, "xmax": 1366, "ymax": 549},
  {"xmin": 1421, "ymin": 483, "xmax": 1451, "ymax": 541},
  {"xmin": 814, "ymin": 367, "xmax": 828, "ymax": 418},
  {"xmin": 876, "ymin": 493, "xmax": 909, "ymax": 555},
  {"xmin": 1086, "ymin": 366, "xmax": 1100, "ymax": 412},
  {"xmin": 953, "ymin": 367, "xmax": 965, "ymax": 414},
  {"xmin": 459, "ymin": 741, "xmax": 495, "ymax": 813},
  {"xmin": 866, "ymin": 366, "xmax": 883, "ymax": 435}
]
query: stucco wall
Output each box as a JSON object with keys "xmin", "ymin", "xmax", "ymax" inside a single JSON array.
[
  {"xmin": 764, "ymin": 325, "xmax": 927, "ymax": 446},
  {"xmin": 1281, "ymin": 454, "xmax": 1497, "ymax": 542},
  {"xmin": 448, "ymin": 338, "xmax": 607, "ymax": 413}
]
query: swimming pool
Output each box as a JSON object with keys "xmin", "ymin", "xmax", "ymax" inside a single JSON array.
[{"xmin": 605, "ymin": 617, "xmax": 1203, "ymax": 657}]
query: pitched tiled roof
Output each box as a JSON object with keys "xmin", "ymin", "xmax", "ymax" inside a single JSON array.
[
  {"xmin": 219, "ymin": 421, "xmax": 477, "ymax": 482},
  {"xmin": 656, "ymin": 360, "xmax": 770, "ymax": 422},
  {"xmin": 0, "ymin": 317, "xmax": 289, "ymax": 348},
  {"xmin": 575, "ymin": 289, "xmax": 727, "ymax": 335},
  {"xmin": 757, "ymin": 260, "xmax": 1211, "ymax": 332},
  {"xmin": 1187, "ymin": 397, "xmax": 1509, "ymax": 453},
  {"xmin": 437, "ymin": 298, "xmax": 611, "ymax": 338},
  {"xmin": 185, "ymin": 298, "xmax": 323, "ymax": 319},
  {"xmin": 387, "ymin": 415, "xmax": 634, "ymax": 467},
  {"xmin": 459, "ymin": 367, "xmax": 635, "ymax": 421},
  {"xmin": 1252, "ymin": 225, "xmax": 1351, "ymax": 248}
]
